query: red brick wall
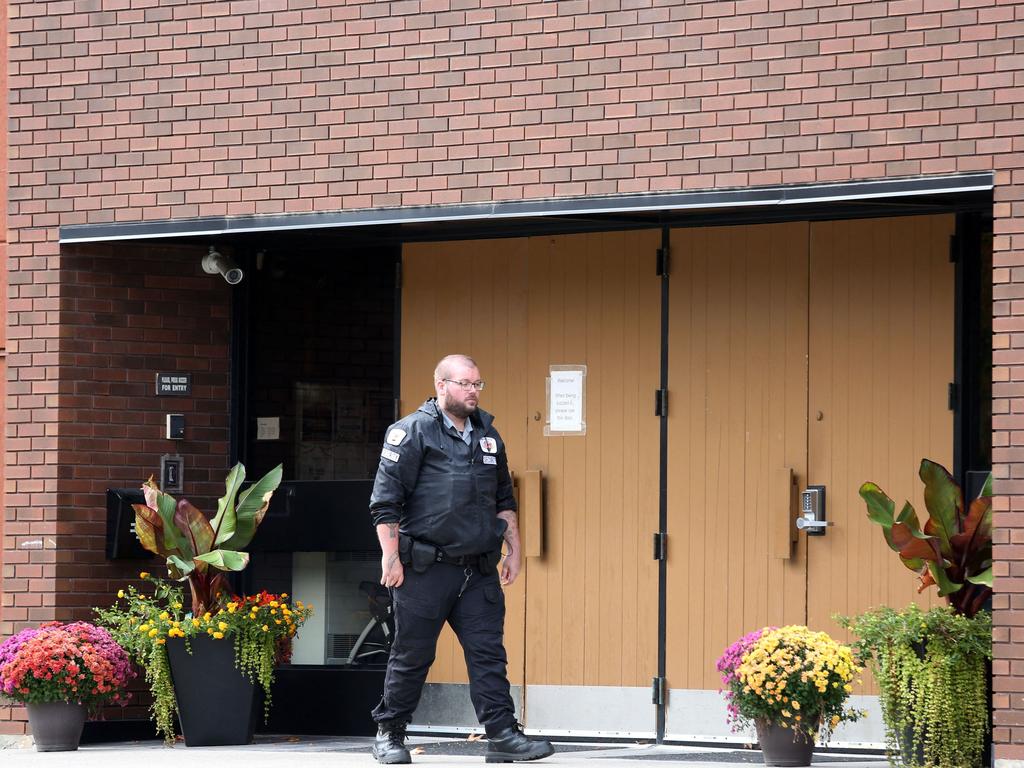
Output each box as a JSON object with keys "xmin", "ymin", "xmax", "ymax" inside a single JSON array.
[
  {"xmin": 0, "ymin": 0, "xmax": 8, "ymax": 646},
  {"xmin": 5, "ymin": 0, "xmax": 1022, "ymax": 754},
  {"xmin": 0, "ymin": 242, "xmax": 231, "ymax": 735}
]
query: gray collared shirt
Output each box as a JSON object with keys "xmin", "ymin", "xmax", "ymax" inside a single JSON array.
[{"xmin": 441, "ymin": 409, "xmax": 474, "ymax": 446}]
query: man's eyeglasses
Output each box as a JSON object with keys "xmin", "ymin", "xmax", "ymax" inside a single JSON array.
[{"xmin": 443, "ymin": 379, "xmax": 486, "ymax": 391}]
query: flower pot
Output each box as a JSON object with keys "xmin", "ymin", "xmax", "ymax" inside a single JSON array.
[
  {"xmin": 755, "ymin": 720, "xmax": 815, "ymax": 767},
  {"xmin": 26, "ymin": 701, "xmax": 87, "ymax": 752},
  {"xmin": 166, "ymin": 635, "xmax": 259, "ymax": 747}
]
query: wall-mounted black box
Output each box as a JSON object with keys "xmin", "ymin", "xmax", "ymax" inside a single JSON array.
[{"xmin": 105, "ymin": 488, "xmax": 156, "ymax": 560}]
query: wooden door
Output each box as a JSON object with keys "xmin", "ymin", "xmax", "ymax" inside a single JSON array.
[
  {"xmin": 664, "ymin": 222, "xmax": 810, "ymax": 739},
  {"xmin": 520, "ymin": 230, "xmax": 661, "ymax": 735},
  {"xmin": 662, "ymin": 215, "xmax": 954, "ymax": 742},
  {"xmin": 401, "ymin": 237, "xmax": 531, "ymax": 690},
  {"xmin": 806, "ymin": 215, "xmax": 954, "ymax": 633},
  {"xmin": 401, "ymin": 230, "xmax": 661, "ymax": 736}
]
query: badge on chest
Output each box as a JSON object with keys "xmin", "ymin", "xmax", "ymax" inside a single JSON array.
[{"xmin": 479, "ymin": 437, "xmax": 497, "ymax": 454}]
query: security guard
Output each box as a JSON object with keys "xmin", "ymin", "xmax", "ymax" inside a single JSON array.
[{"xmin": 369, "ymin": 354, "xmax": 554, "ymax": 764}]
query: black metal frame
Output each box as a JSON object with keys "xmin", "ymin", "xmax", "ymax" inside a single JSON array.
[
  {"xmin": 655, "ymin": 227, "xmax": 670, "ymax": 741},
  {"xmin": 61, "ymin": 174, "xmax": 993, "ymax": 245},
  {"xmin": 952, "ymin": 211, "xmax": 993, "ymax": 494}
]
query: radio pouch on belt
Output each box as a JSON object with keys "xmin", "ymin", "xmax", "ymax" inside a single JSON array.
[
  {"xmin": 413, "ymin": 540, "xmax": 438, "ymax": 573},
  {"xmin": 479, "ymin": 549, "xmax": 502, "ymax": 573},
  {"xmin": 398, "ymin": 534, "xmax": 437, "ymax": 574}
]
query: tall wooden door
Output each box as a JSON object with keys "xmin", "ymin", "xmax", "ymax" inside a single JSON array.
[
  {"xmin": 663, "ymin": 214, "xmax": 955, "ymax": 743},
  {"xmin": 401, "ymin": 237, "xmax": 531, "ymax": 704},
  {"xmin": 520, "ymin": 231, "xmax": 661, "ymax": 736},
  {"xmin": 805, "ymin": 215, "xmax": 954, "ymax": 631},
  {"xmin": 401, "ymin": 230, "xmax": 661, "ymax": 736},
  {"xmin": 664, "ymin": 222, "xmax": 811, "ymax": 739}
]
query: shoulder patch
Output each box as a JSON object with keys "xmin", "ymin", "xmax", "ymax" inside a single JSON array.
[
  {"xmin": 386, "ymin": 428, "xmax": 407, "ymax": 446},
  {"xmin": 381, "ymin": 448, "xmax": 400, "ymax": 462}
]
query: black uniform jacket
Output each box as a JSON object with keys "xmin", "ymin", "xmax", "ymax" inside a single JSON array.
[{"xmin": 369, "ymin": 398, "xmax": 517, "ymax": 557}]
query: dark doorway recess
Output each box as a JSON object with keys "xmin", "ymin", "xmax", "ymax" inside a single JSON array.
[
  {"xmin": 225, "ymin": 243, "xmax": 399, "ymax": 736},
  {"xmin": 234, "ymin": 244, "xmax": 400, "ymax": 482},
  {"xmin": 953, "ymin": 211, "xmax": 993, "ymax": 497}
]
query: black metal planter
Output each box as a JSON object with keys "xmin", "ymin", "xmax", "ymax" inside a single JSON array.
[{"xmin": 166, "ymin": 635, "xmax": 259, "ymax": 747}]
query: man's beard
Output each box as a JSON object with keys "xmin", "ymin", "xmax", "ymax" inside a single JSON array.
[{"xmin": 442, "ymin": 392, "xmax": 477, "ymax": 419}]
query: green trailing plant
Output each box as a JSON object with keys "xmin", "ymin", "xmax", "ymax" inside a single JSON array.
[
  {"xmin": 859, "ymin": 459, "xmax": 992, "ymax": 618},
  {"xmin": 96, "ymin": 573, "xmax": 313, "ymax": 745},
  {"xmin": 94, "ymin": 575, "xmax": 179, "ymax": 741},
  {"xmin": 837, "ymin": 605, "xmax": 990, "ymax": 768},
  {"xmin": 852, "ymin": 460, "xmax": 994, "ymax": 767},
  {"xmin": 132, "ymin": 463, "xmax": 283, "ymax": 616}
]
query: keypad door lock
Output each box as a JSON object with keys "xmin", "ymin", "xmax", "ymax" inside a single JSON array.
[{"xmin": 797, "ymin": 485, "xmax": 832, "ymax": 536}]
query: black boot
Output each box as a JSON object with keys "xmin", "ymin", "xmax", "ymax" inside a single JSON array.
[
  {"xmin": 486, "ymin": 723, "xmax": 554, "ymax": 763},
  {"xmin": 373, "ymin": 721, "xmax": 412, "ymax": 764}
]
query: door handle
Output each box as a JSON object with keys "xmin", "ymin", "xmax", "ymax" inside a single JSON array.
[
  {"xmin": 522, "ymin": 470, "xmax": 543, "ymax": 558},
  {"xmin": 796, "ymin": 518, "xmax": 834, "ymax": 531},
  {"xmin": 772, "ymin": 467, "xmax": 797, "ymax": 559}
]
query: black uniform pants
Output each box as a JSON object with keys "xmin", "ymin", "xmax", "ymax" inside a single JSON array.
[{"xmin": 371, "ymin": 562, "xmax": 516, "ymax": 736}]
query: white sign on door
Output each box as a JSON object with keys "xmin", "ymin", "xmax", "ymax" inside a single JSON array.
[{"xmin": 545, "ymin": 365, "xmax": 587, "ymax": 436}]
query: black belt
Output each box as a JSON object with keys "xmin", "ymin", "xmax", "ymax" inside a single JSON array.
[{"xmin": 434, "ymin": 550, "xmax": 477, "ymax": 566}]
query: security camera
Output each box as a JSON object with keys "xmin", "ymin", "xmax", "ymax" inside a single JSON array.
[{"xmin": 202, "ymin": 247, "xmax": 244, "ymax": 285}]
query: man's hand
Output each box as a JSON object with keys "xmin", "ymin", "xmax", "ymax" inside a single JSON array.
[
  {"xmin": 376, "ymin": 522, "xmax": 404, "ymax": 588},
  {"xmin": 381, "ymin": 551, "xmax": 405, "ymax": 588},
  {"xmin": 500, "ymin": 548, "xmax": 521, "ymax": 586},
  {"xmin": 497, "ymin": 510, "xmax": 522, "ymax": 586}
]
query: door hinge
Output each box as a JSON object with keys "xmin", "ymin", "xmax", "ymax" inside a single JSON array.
[
  {"xmin": 655, "ymin": 389, "xmax": 668, "ymax": 417},
  {"xmin": 948, "ymin": 382, "xmax": 957, "ymax": 411},
  {"xmin": 652, "ymin": 676, "xmax": 666, "ymax": 705},
  {"xmin": 653, "ymin": 532, "xmax": 667, "ymax": 561},
  {"xmin": 656, "ymin": 247, "xmax": 670, "ymax": 277},
  {"xmin": 949, "ymin": 234, "xmax": 959, "ymax": 264}
]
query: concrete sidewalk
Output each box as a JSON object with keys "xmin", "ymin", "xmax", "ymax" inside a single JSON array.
[{"xmin": 0, "ymin": 733, "xmax": 891, "ymax": 768}]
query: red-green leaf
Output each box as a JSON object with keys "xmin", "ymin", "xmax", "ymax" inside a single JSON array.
[
  {"xmin": 174, "ymin": 499, "xmax": 214, "ymax": 559},
  {"xmin": 891, "ymin": 522, "xmax": 942, "ymax": 563},
  {"xmin": 920, "ymin": 458, "xmax": 962, "ymax": 551},
  {"xmin": 860, "ymin": 483, "xmax": 901, "ymax": 552},
  {"xmin": 132, "ymin": 504, "xmax": 165, "ymax": 556}
]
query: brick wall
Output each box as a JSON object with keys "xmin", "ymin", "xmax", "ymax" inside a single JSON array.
[
  {"xmin": 1, "ymin": 241, "xmax": 231, "ymax": 735},
  {"xmin": 5, "ymin": 0, "xmax": 1023, "ymax": 755}
]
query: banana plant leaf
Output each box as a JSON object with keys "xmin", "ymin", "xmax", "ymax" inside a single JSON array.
[{"xmin": 859, "ymin": 458, "xmax": 993, "ymax": 618}]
